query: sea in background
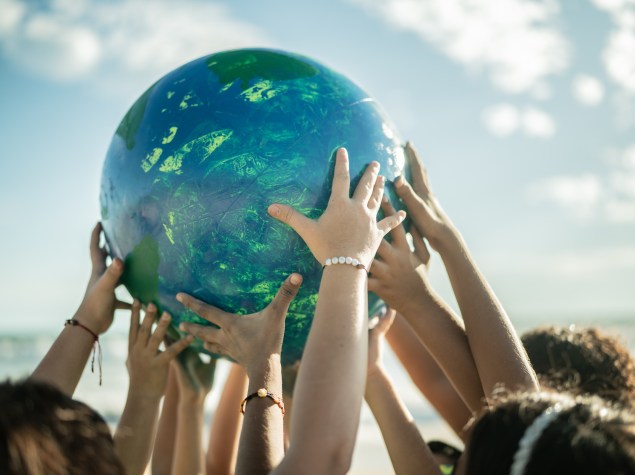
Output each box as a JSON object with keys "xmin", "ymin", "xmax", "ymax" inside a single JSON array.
[{"xmin": 1, "ymin": 313, "xmax": 633, "ymax": 475}]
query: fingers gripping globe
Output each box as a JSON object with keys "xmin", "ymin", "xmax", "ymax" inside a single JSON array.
[{"xmin": 100, "ymin": 48, "xmax": 408, "ymax": 364}]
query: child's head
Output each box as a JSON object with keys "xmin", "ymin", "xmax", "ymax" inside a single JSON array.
[
  {"xmin": 522, "ymin": 325, "xmax": 635, "ymax": 404},
  {"xmin": 462, "ymin": 391, "xmax": 635, "ymax": 475},
  {"xmin": 0, "ymin": 379, "xmax": 124, "ymax": 475}
]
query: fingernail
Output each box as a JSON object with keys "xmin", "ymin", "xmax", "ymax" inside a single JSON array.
[
  {"xmin": 132, "ymin": 299, "xmax": 140, "ymax": 308},
  {"xmin": 395, "ymin": 176, "xmax": 403, "ymax": 186},
  {"xmin": 161, "ymin": 313, "xmax": 170, "ymax": 322},
  {"xmin": 179, "ymin": 323, "xmax": 187, "ymax": 332},
  {"xmin": 269, "ymin": 205, "xmax": 280, "ymax": 217},
  {"xmin": 382, "ymin": 194, "xmax": 388, "ymax": 203},
  {"xmin": 176, "ymin": 293, "xmax": 183, "ymax": 303},
  {"xmin": 148, "ymin": 303, "xmax": 156, "ymax": 312},
  {"xmin": 290, "ymin": 274, "xmax": 301, "ymax": 285},
  {"xmin": 113, "ymin": 259, "xmax": 122, "ymax": 270}
]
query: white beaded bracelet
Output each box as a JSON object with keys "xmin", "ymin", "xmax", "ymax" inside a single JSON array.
[{"xmin": 323, "ymin": 256, "xmax": 368, "ymax": 273}]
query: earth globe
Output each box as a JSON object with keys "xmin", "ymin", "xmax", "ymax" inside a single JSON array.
[{"xmin": 100, "ymin": 48, "xmax": 408, "ymax": 364}]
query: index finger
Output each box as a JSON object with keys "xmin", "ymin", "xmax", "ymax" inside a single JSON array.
[
  {"xmin": 404, "ymin": 142, "xmax": 432, "ymax": 198},
  {"xmin": 380, "ymin": 196, "xmax": 409, "ymax": 251},
  {"xmin": 176, "ymin": 293, "xmax": 232, "ymax": 328}
]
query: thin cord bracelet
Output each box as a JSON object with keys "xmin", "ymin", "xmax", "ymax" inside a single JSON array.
[
  {"xmin": 65, "ymin": 318, "xmax": 102, "ymax": 385},
  {"xmin": 240, "ymin": 388, "xmax": 285, "ymax": 415},
  {"xmin": 322, "ymin": 256, "xmax": 368, "ymax": 273}
]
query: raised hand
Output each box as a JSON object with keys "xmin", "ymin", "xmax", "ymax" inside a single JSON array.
[
  {"xmin": 394, "ymin": 143, "xmax": 455, "ymax": 252},
  {"xmin": 177, "ymin": 274, "xmax": 302, "ymax": 373},
  {"xmin": 126, "ymin": 301, "xmax": 193, "ymax": 399},
  {"xmin": 268, "ymin": 147, "xmax": 406, "ymax": 269},
  {"xmin": 367, "ymin": 308, "xmax": 397, "ymax": 379},
  {"xmin": 368, "ymin": 197, "xmax": 432, "ymax": 316},
  {"xmin": 74, "ymin": 222, "xmax": 130, "ymax": 335},
  {"xmin": 115, "ymin": 302, "xmax": 193, "ymax": 475},
  {"xmin": 173, "ymin": 350, "xmax": 216, "ymax": 405}
]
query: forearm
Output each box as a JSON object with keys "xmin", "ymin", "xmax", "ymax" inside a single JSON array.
[
  {"xmin": 207, "ymin": 363, "xmax": 247, "ymax": 475},
  {"xmin": 365, "ymin": 369, "xmax": 442, "ymax": 475},
  {"xmin": 279, "ymin": 267, "xmax": 367, "ymax": 474},
  {"xmin": 30, "ymin": 325, "xmax": 96, "ymax": 396},
  {"xmin": 236, "ymin": 355, "xmax": 285, "ymax": 475},
  {"xmin": 173, "ymin": 400, "xmax": 206, "ymax": 475},
  {"xmin": 115, "ymin": 392, "xmax": 161, "ymax": 475},
  {"xmin": 399, "ymin": 291, "xmax": 484, "ymax": 413},
  {"xmin": 152, "ymin": 369, "xmax": 179, "ymax": 475},
  {"xmin": 386, "ymin": 314, "xmax": 473, "ymax": 438},
  {"xmin": 438, "ymin": 232, "xmax": 538, "ymax": 396}
]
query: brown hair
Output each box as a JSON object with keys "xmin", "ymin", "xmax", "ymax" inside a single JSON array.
[
  {"xmin": 465, "ymin": 391, "xmax": 635, "ymax": 475},
  {"xmin": 522, "ymin": 325, "xmax": 635, "ymax": 404},
  {"xmin": 0, "ymin": 379, "xmax": 124, "ymax": 475}
]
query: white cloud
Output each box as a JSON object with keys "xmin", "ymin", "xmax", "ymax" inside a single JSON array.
[
  {"xmin": 349, "ymin": 0, "xmax": 570, "ymax": 95},
  {"xmin": 590, "ymin": 0, "xmax": 635, "ymax": 94},
  {"xmin": 522, "ymin": 106, "xmax": 556, "ymax": 137},
  {"xmin": 529, "ymin": 143, "xmax": 635, "ymax": 222},
  {"xmin": 482, "ymin": 104, "xmax": 556, "ymax": 138},
  {"xmin": 527, "ymin": 174, "xmax": 602, "ymax": 218},
  {"xmin": 572, "ymin": 74, "xmax": 605, "ymax": 106},
  {"xmin": 0, "ymin": 0, "xmax": 272, "ymax": 86},
  {"xmin": 0, "ymin": 0, "xmax": 25, "ymax": 37},
  {"xmin": 482, "ymin": 103, "xmax": 520, "ymax": 136}
]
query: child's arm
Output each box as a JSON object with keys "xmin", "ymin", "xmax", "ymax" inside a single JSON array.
[
  {"xmin": 114, "ymin": 301, "xmax": 193, "ymax": 475},
  {"xmin": 152, "ymin": 366, "xmax": 179, "ymax": 475},
  {"xmin": 179, "ymin": 274, "xmax": 301, "ymax": 475},
  {"xmin": 369, "ymin": 201, "xmax": 484, "ymax": 413},
  {"xmin": 206, "ymin": 363, "xmax": 248, "ymax": 475},
  {"xmin": 386, "ymin": 313, "xmax": 472, "ymax": 439},
  {"xmin": 365, "ymin": 310, "xmax": 442, "ymax": 475},
  {"xmin": 268, "ymin": 150, "xmax": 405, "ymax": 475},
  {"xmin": 394, "ymin": 143, "xmax": 538, "ymax": 397},
  {"xmin": 31, "ymin": 223, "xmax": 129, "ymax": 395},
  {"xmin": 171, "ymin": 352, "xmax": 216, "ymax": 475}
]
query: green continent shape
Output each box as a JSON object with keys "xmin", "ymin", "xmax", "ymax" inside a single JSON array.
[
  {"xmin": 207, "ymin": 50, "xmax": 318, "ymax": 90},
  {"xmin": 116, "ymin": 84, "xmax": 154, "ymax": 150},
  {"xmin": 122, "ymin": 236, "xmax": 160, "ymax": 304}
]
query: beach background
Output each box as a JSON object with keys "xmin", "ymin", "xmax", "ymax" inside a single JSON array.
[
  {"xmin": 1, "ymin": 315, "xmax": 634, "ymax": 474},
  {"xmin": 1, "ymin": 0, "xmax": 634, "ymax": 473}
]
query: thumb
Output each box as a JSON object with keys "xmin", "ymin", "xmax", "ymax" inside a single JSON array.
[
  {"xmin": 97, "ymin": 258, "xmax": 124, "ymax": 290},
  {"xmin": 268, "ymin": 203, "xmax": 312, "ymax": 239},
  {"xmin": 269, "ymin": 273, "xmax": 303, "ymax": 318}
]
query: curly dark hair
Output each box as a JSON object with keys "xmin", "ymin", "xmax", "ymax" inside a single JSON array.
[
  {"xmin": 522, "ymin": 325, "xmax": 635, "ymax": 405},
  {"xmin": 465, "ymin": 391, "xmax": 635, "ymax": 475},
  {"xmin": 0, "ymin": 379, "xmax": 124, "ymax": 475}
]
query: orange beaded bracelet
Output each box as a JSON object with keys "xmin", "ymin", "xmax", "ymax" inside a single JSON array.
[{"xmin": 240, "ymin": 388, "xmax": 285, "ymax": 415}]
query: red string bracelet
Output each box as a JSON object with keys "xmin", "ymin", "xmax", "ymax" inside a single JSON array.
[
  {"xmin": 240, "ymin": 388, "xmax": 285, "ymax": 416},
  {"xmin": 65, "ymin": 318, "xmax": 102, "ymax": 386}
]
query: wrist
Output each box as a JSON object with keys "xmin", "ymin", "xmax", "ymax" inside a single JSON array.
[
  {"xmin": 365, "ymin": 366, "xmax": 388, "ymax": 398},
  {"xmin": 127, "ymin": 383, "xmax": 164, "ymax": 404},
  {"xmin": 245, "ymin": 354, "xmax": 282, "ymax": 391}
]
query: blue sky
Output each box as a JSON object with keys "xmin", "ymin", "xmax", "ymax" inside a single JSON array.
[{"xmin": 0, "ymin": 0, "xmax": 634, "ymax": 333}]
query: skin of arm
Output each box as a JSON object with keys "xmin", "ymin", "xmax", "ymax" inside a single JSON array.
[
  {"xmin": 386, "ymin": 313, "xmax": 472, "ymax": 439},
  {"xmin": 31, "ymin": 223, "xmax": 130, "ymax": 396},
  {"xmin": 365, "ymin": 309, "xmax": 443, "ymax": 475},
  {"xmin": 171, "ymin": 351, "xmax": 216, "ymax": 475},
  {"xmin": 368, "ymin": 199, "xmax": 484, "ymax": 413},
  {"xmin": 206, "ymin": 363, "xmax": 248, "ymax": 475},
  {"xmin": 180, "ymin": 149, "xmax": 405, "ymax": 475},
  {"xmin": 394, "ymin": 143, "xmax": 538, "ymax": 398},
  {"xmin": 179, "ymin": 275, "xmax": 301, "ymax": 475},
  {"xmin": 114, "ymin": 301, "xmax": 193, "ymax": 475},
  {"xmin": 152, "ymin": 366, "xmax": 179, "ymax": 475},
  {"xmin": 269, "ymin": 149, "xmax": 405, "ymax": 475}
]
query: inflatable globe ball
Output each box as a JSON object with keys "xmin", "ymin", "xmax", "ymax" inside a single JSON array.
[{"xmin": 100, "ymin": 48, "xmax": 408, "ymax": 364}]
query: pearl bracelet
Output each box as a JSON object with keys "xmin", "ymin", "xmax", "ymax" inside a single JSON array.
[{"xmin": 323, "ymin": 256, "xmax": 368, "ymax": 273}]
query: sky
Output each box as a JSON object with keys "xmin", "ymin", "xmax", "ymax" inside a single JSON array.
[{"xmin": 0, "ymin": 0, "xmax": 634, "ymax": 334}]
